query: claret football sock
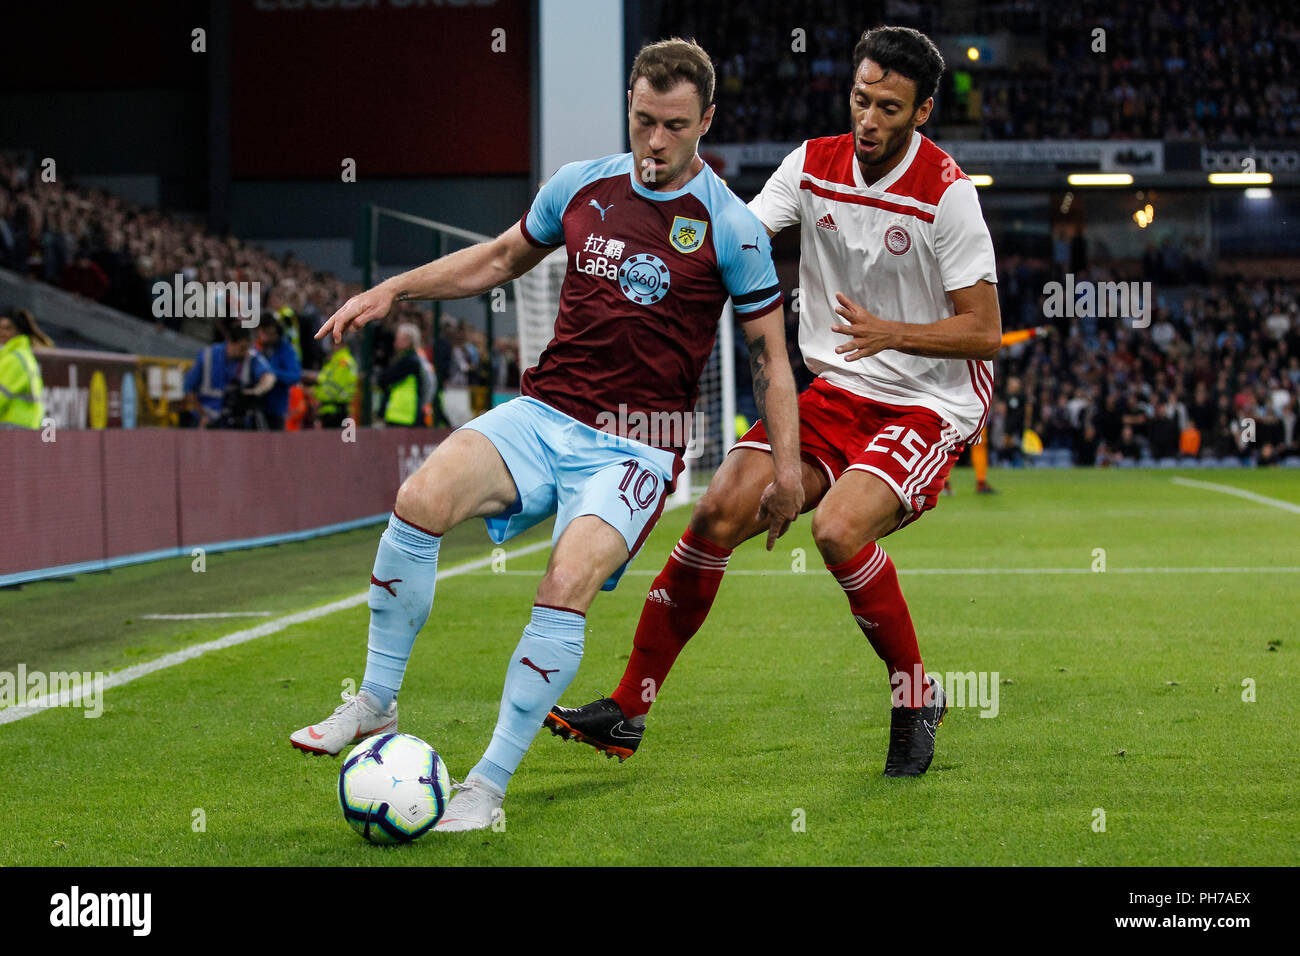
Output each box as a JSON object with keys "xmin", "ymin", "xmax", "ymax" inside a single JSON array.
[
  {"xmin": 611, "ymin": 528, "xmax": 732, "ymax": 719},
  {"xmin": 358, "ymin": 513, "xmax": 441, "ymax": 711},
  {"xmin": 826, "ymin": 542, "xmax": 927, "ymax": 708},
  {"xmin": 472, "ymin": 604, "xmax": 586, "ymax": 792}
]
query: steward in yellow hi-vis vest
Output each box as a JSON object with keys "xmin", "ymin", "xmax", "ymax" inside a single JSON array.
[
  {"xmin": 276, "ymin": 305, "xmax": 302, "ymax": 359},
  {"xmin": 0, "ymin": 320, "xmax": 46, "ymax": 430},
  {"xmin": 317, "ymin": 346, "xmax": 358, "ymax": 428},
  {"xmin": 378, "ymin": 324, "xmax": 428, "ymax": 427},
  {"xmin": 382, "ymin": 362, "xmax": 419, "ymax": 426}
]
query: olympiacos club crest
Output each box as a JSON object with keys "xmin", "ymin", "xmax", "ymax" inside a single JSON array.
[{"xmin": 884, "ymin": 223, "xmax": 912, "ymax": 255}]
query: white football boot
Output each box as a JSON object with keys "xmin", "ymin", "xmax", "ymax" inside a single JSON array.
[
  {"xmin": 289, "ymin": 690, "xmax": 397, "ymax": 756},
  {"xmin": 434, "ymin": 773, "xmax": 506, "ymax": 832}
]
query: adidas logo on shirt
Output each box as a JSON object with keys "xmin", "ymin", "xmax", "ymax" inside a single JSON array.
[
  {"xmin": 647, "ymin": 588, "xmax": 676, "ymax": 607},
  {"xmin": 816, "ymin": 213, "xmax": 838, "ymax": 232}
]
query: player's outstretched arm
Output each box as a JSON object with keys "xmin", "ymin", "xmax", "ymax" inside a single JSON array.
[
  {"xmin": 316, "ymin": 223, "xmax": 552, "ymax": 343},
  {"xmin": 830, "ymin": 279, "xmax": 1002, "ymax": 362},
  {"xmin": 741, "ymin": 305, "xmax": 804, "ymax": 549}
]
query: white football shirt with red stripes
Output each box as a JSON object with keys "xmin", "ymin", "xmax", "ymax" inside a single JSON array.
[{"xmin": 749, "ymin": 131, "xmax": 996, "ymax": 442}]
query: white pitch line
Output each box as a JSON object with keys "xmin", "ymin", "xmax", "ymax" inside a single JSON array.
[
  {"xmin": 458, "ymin": 567, "xmax": 1300, "ymax": 576},
  {"xmin": 1171, "ymin": 477, "xmax": 1300, "ymax": 515},
  {"xmin": 0, "ymin": 493, "xmax": 702, "ymax": 725},
  {"xmin": 140, "ymin": 612, "xmax": 274, "ymax": 620},
  {"xmin": 0, "ymin": 537, "xmax": 556, "ymax": 726}
]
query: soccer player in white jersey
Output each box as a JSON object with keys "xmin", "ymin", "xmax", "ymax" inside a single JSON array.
[{"xmin": 548, "ymin": 26, "xmax": 1001, "ymax": 777}]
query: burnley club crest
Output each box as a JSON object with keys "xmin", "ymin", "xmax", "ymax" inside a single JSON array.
[{"xmin": 669, "ymin": 216, "xmax": 708, "ymax": 254}]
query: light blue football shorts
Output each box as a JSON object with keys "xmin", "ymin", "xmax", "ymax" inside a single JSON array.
[{"xmin": 459, "ymin": 396, "xmax": 676, "ymax": 591}]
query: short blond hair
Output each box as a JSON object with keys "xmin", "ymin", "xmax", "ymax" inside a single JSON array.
[{"xmin": 629, "ymin": 38, "xmax": 715, "ymax": 117}]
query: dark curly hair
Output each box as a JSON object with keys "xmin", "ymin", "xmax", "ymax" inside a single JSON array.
[{"xmin": 851, "ymin": 26, "xmax": 945, "ymax": 109}]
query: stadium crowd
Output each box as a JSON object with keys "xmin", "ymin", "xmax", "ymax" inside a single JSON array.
[
  {"xmin": 4, "ymin": 134, "xmax": 1296, "ymax": 463},
  {"xmin": 978, "ymin": 0, "xmax": 1300, "ymax": 141},
  {"xmin": 0, "ymin": 151, "xmax": 354, "ymax": 358},
  {"xmin": 0, "ymin": 150, "xmax": 522, "ymax": 431},
  {"xmin": 990, "ymin": 262, "xmax": 1300, "ymax": 466},
  {"xmin": 174, "ymin": 314, "xmax": 520, "ymax": 431},
  {"xmin": 3, "ymin": 0, "xmax": 1298, "ymax": 460},
  {"xmin": 656, "ymin": 0, "xmax": 1300, "ymax": 142}
]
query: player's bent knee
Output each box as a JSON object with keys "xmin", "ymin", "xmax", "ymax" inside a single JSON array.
[
  {"xmin": 810, "ymin": 507, "xmax": 876, "ymax": 563},
  {"xmin": 535, "ymin": 564, "xmax": 594, "ymax": 610},
  {"xmin": 688, "ymin": 493, "xmax": 727, "ymax": 536},
  {"xmin": 688, "ymin": 490, "xmax": 747, "ymax": 547},
  {"xmin": 394, "ymin": 473, "xmax": 452, "ymax": 535}
]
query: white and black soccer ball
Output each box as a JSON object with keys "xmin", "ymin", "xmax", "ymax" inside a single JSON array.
[{"xmin": 338, "ymin": 732, "xmax": 451, "ymax": 844}]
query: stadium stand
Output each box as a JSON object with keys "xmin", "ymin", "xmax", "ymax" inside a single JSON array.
[
  {"xmin": 662, "ymin": 0, "xmax": 1300, "ymax": 142},
  {"xmin": 993, "ymin": 260, "xmax": 1299, "ymax": 466},
  {"xmin": 0, "ymin": 148, "xmax": 527, "ymax": 428},
  {"xmin": 5, "ymin": 4, "xmax": 1296, "ymax": 463},
  {"xmin": 977, "ymin": 0, "xmax": 1300, "ymax": 141},
  {"xmin": 0, "ymin": 151, "xmax": 351, "ymax": 359}
]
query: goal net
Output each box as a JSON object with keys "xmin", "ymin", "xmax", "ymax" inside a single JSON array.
[{"xmin": 514, "ymin": 250, "xmax": 737, "ymax": 506}]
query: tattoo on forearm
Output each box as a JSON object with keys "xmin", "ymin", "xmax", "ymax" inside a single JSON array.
[
  {"xmin": 748, "ymin": 335, "xmax": 770, "ymax": 418},
  {"xmin": 395, "ymin": 290, "xmax": 411, "ymax": 302}
]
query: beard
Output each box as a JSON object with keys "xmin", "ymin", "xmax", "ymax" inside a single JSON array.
[{"xmin": 856, "ymin": 131, "xmax": 907, "ymax": 170}]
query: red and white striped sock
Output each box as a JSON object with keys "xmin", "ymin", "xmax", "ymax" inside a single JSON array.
[
  {"xmin": 611, "ymin": 528, "xmax": 732, "ymax": 718},
  {"xmin": 826, "ymin": 542, "xmax": 926, "ymax": 707}
]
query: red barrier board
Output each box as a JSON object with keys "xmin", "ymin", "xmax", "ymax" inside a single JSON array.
[
  {"xmin": 0, "ymin": 428, "xmax": 451, "ymax": 581},
  {"xmin": 0, "ymin": 430, "xmax": 108, "ymax": 575}
]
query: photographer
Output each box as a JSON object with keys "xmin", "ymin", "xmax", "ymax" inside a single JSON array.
[
  {"xmin": 257, "ymin": 311, "xmax": 302, "ymax": 430},
  {"xmin": 182, "ymin": 323, "xmax": 276, "ymax": 428}
]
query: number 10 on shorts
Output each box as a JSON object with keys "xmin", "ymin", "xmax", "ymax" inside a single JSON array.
[{"xmin": 617, "ymin": 459, "xmax": 661, "ymax": 516}]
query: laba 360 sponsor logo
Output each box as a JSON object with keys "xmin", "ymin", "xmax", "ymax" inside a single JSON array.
[
  {"xmin": 0, "ymin": 665, "xmax": 105, "ymax": 718},
  {"xmin": 573, "ymin": 234, "xmax": 672, "ymax": 306}
]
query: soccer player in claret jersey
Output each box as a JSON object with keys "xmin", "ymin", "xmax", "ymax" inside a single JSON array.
[
  {"xmin": 288, "ymin": 38, "xmax": 804, "ymax": 830},
  {"xmin": 547, "ymin": 26, "xmax": 1002, "ymax": 777}
]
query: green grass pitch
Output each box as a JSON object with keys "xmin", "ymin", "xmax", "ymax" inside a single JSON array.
[{"xmin": 1, "ymin": 467, "xmax": 1296, "ymax": 866}]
